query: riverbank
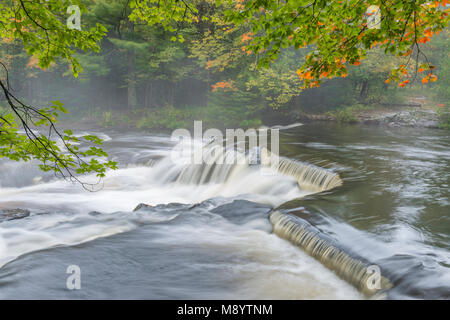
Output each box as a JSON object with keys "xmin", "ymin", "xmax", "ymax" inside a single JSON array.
[
  {"xmin": 59, "ymin": 96, "xmax": 449, "ymax": 132},
  {"xmin": 290, "ymin": 104, "xmax": 448, "ymax": 129}
]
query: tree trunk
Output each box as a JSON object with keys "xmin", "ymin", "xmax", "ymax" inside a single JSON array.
[
  {"xmin": 127, "ymin": 50, "xmax": 137, "ymax": 110},
  {"xmin": 359, "ymin": 80, "xmax": 369, "ymax": 101}
]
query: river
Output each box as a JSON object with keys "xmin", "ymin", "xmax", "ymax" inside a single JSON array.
[{"xmin": 0, "ymin": 123, "xmax": 448, "ymax": 299}]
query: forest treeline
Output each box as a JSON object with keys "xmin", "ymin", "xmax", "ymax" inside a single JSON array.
[{"xmin": 1, "ymin": 0, "xmax": 448, "ymax": 130}]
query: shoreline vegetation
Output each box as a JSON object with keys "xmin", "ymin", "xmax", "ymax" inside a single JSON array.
[
  {"xmin": 3, "ymin": 6, "xmax": 448, "ymax": 134},
  {"xmin": 1, "ymin": 0, "xmax": 449, "ymax": 183},
  {"xmin": 61, "ymin": 96, "xmax": 449, "ymax": 132},
  {"xmin": 292, "ymin": 102, "xmax": 447, "ymax": 129}
]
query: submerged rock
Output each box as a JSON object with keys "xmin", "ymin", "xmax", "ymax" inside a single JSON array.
[
  {"xmin": 88, "ymin": 211, "xmax": 103, "ymax": 216},
  {"xmin": 0, "ymin": 208, "xmax": 31, "ymax": 222},
  {"xmin": 362, "ymin": 109, "xmax": 440, "ymax": 128},
  {"xmin": 133, "ymin": 203, "xmax": 154, "ymax": 212},
  {"xmin": 290, "ymin": 107, "xmax": 441, "ymax": 129}
]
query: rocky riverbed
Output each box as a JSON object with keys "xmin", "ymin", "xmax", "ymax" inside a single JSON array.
[
  {"xmin": 358, "ymin": 108, "xmax": 440, "ymax": 128},
  {"xmin": 291, "ymin": 106, "xmax": 442, "ymax": 129}
]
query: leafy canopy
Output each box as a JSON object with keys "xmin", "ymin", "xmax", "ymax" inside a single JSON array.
[
  {"xmin": 222, "ymin": 0, "xmax": 449, "ymax": 88},
  {"xmin": 127, "ymin": 0, "xmax": 449, "ymax": 87},
  {"xmin": 0, "ymin": 0, "xmax": 448, "ymax": 186},
  {"xmin": 0, "ymin": 0, "xmax": 116, "ymax": 188}
]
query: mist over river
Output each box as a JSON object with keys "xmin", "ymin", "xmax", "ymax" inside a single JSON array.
[{"xmin": 0, "ymin": 123, "xmax": 448, "ymax": 299}]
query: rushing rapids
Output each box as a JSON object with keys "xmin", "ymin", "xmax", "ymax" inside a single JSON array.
[
  {"xmin": 0, "ymin": 124, "xmax": 449, "ymax": 299},
  {"xmin": 173, "ymin": 143, "xmax": 342, "ymax": 194},
  {"xmin": 119, "ymin": 142, "xmax": 388, "ymax": 297},
  {"xmin": 170, "ymin": 143, "xmax": 393, "ymax": 297},
  {"xmin": 260, "ymin": 148, "xmax": 343, "ymax": 192},
  {"xmin": 269, "ymin": 210, "xmax": 392, "ymax": 298}
]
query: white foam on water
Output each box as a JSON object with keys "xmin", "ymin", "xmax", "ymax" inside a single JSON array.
[
  {"xmin": 270, "ymin": 122, "xmax": 304, "ymax": 130},
  {"xmin": 0, "ymin": 140, "xmax": 311, "ymax": 213},
  {"xmin": 0, "ymin": 132, "xmax": 363, "ymax": 299},
  {"xmin": 144, "ymin": 209, "xmax": 363, "ymax": 299}
]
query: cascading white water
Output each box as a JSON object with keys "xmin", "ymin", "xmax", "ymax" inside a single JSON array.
[
  {"xmin": 0, "ymin": 136, "xmax": 342, "ymax": 269},
  {"xmin": 260, "ymin": 148, "xmax": 343, "ymax": 192},
  {"xmin": 1, "ymin": 124, "xmax": 448, "ymax": 299},
  {"xmin": 168, "ymin": 141, "xmax": 343, "ymax": 195},
  {"xmin": 269, "ymin": 210, "xmax": 392, "ymax": 298},
  {"xmin": 0, "ymin": 137, "xmax": 317, "ymax": 268},
  {"xmin": 0, "ymin": 130, "xmax": 368, "ymax": 298}
]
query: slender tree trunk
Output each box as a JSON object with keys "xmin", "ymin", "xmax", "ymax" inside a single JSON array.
[
  {"xmin": 127, "ymin": 50, "xmax": 137, "ymax": 110},
  {"xmin": 206, "ymin": 69, "xmax": 210, "ymax": 107},
  {"xmin": 360, "ymin": 80, "xmax": 369, "ymax": 101}
]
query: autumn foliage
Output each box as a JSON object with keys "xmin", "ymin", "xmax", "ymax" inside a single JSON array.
[
  {"xmin": 211, "ymin": 80, "xmax": 237, "ymax": 92},
  {"xmin": 226, "ymin": 0, "xmax": 449, "ymax": 89}
]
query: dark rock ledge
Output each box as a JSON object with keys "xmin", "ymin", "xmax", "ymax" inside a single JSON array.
[{"xmin": 0, "ymin": 208, "xmax": 31, "ymax": 222}]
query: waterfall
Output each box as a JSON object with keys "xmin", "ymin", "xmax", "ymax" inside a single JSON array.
[
  {"xmin": 172, "ymin": 144, "xmax": 342, "ymax": 194},
  {"xmin": 175, "ymin": 145, "xmax": 249, "ymax": 185},
  {"xmin": 260, "ymin": 148, "xmax": 343, "ymax": 192},
  {"xmin": 270, "ymin": 210, "xmax": 393, "ymax": 298}
]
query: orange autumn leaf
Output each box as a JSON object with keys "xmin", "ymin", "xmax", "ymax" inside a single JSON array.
[
  {"xmin": 241, "ymin": 32, "xmax": 253, "ymax": 43},
  {"xmin": 401, "ymin": 50, "xmax": 412, "ymax": 56},
  {"xmin": 424, "ymin": 29, "xmax": 433, "ymax": 37},
  {"xmin": 303, "ymin": 71, "xmax": 312, "ymax": 79},
  {"xmin": 418, "ymin": 37, "xmax": 430, "ymax": 44},
  {"xmin": 211, "ymin": 80, "xmax": 237, "ymax": 92},
  {"xmin": 9, "ymin": 17, "xmax": 24, "ymax": 23},
  {"xmin": 26, "ymin": 55, "xmax": 41, "ymax": 69},
  {"xmin": 309, "ymin": 81, "xmax": 319, "ymax": 88}
]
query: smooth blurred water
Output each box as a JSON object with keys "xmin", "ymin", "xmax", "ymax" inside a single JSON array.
[
  {"xmin": 277, "ymin": 123, "xmax": 450, "ymax": 299},
  {"xmin": 0, "ymin": 123, "xmax": 448, "ymax": 299}
]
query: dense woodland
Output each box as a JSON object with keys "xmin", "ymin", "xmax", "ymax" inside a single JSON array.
[{"xmin": 1, "ymin": 0, "xmax": 449, "ymax": 131}]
